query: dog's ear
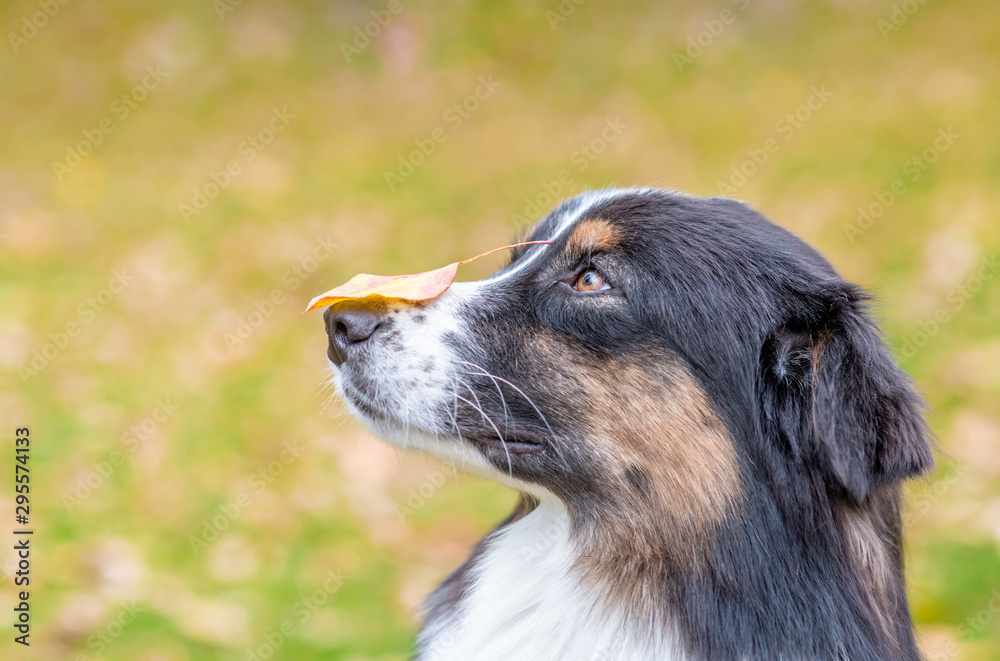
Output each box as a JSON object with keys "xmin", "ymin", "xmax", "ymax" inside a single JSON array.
[{"xmin": 760, "ymin": 286, "xmax": 934, "ymax": 501}]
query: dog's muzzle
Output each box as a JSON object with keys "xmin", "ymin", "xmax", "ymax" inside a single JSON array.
[{"xmin": 324, "ymin": 302, "xmax": 384, "ymax": 366}]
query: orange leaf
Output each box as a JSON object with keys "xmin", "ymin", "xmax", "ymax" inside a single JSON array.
[{"xmin": 301, "ymin": 241, "xmax": 551, "ymax": 313}]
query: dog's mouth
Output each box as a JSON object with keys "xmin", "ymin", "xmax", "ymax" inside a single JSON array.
[
  {"xmin": 339, "ymin": 382, "xmax": 383, "ymax": 419},
  {"xmin": 469, "ymin": 430, "xmax": 548, "ymax": 455},
  {"xmin": 338, "ymin": 369, "xmax": 550, "ymax": 458}
]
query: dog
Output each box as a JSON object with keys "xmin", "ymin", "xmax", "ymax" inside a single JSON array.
[{"xmin": 322, "ymin": 188, "xmax": 934, "ymax": 660}]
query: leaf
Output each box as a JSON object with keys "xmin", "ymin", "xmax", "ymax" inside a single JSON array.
[
  {"xmin": 302, "ymin": 264, "xmax": 459, "ymax": 313},
  {"xmin": 301, "ymin": 241, "xmax": 551, "ymax": 313}
]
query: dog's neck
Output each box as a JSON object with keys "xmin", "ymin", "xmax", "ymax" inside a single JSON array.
[
  {"xmin": 418, "ymin": 488, "xmax": 920, "ymax": 661},
  {"xmin": 418, "ymin": 497, "xmax": 683, "ymax": 661}
]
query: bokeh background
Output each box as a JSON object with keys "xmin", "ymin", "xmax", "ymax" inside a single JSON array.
[{"xmin": 1, "ymin": 0, "xmax": 998, "ymax": 659}]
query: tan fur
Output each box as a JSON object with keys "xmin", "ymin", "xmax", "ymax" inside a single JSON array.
[
  {"xmin": 840, "ymin": 507, "xmax": 892, "ymax": 597},
  {"xmin": 838, "ymin": 502, "xmax": 898, "ymax": 640},
  {"xmin": 529, "ymin": 337, "xmax": 743, "ymax": 611},
  {"xmin": 565, "ymin": 218, "xmax": 620, "ymax": 255}
]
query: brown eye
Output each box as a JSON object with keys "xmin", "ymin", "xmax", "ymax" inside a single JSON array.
[{"xmin": 574, "ymin": 268, "xmax": 609, "ymax": 292}]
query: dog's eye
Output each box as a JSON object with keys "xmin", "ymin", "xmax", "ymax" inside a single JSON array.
[{"xmin": 574, "ymin": 268, "xmax": 609, "ymax": 292}]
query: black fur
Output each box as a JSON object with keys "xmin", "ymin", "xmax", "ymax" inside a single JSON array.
[
  {"xmin": 468, "ymin": 191, "xmax": 931, "ymax": 659},
  {"xmin": 330, "ymin": 188, "xmax": 935, "ymax": 660}
]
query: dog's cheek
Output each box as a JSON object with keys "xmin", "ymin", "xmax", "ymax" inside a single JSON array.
[{"xmin": 527, "ymin": 335, "xmax": 744, "ymax": 535}]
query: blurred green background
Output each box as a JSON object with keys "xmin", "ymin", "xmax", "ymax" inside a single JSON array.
[{"xmin": 1, "ymin": 0, "xmax": 998, "ymax": 659}]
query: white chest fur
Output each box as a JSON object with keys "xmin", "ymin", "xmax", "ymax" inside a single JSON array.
[{"xmin": 417, "ymin": 500, "xmax": 686, "ymax": 661}]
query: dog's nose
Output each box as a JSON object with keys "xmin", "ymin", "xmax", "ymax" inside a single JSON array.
[{"xmin": 324, "ymin": 302, "xmax": 384, "ymax": 366}]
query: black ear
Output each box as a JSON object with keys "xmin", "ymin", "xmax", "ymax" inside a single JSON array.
[{"xmin": 761, "ymin": 287, "xmax": 935, "ymax": 501}]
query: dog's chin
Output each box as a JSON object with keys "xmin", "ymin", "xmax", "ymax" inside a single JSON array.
[
  {"xmin": 337, "ymin": 387, "xmax": 545, "ymax": 493},
  {"xmin": 337, "ymin": 385, "xmax": 489, "ymax": 472},
  {"xmin": 331, "ymin": 365, "xmax": 552, "ymax": 493}
]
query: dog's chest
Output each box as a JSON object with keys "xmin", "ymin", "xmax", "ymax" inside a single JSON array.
[{"xmin": 417, "ymin": 502, "xmax": 685, "ymax": 661}]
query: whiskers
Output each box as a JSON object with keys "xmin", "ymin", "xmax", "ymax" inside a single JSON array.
[
  {"xmin": 452, "ymin": 371, "xmax": 513, "ymax": 476},
  {"xmin": 318, "ymin": 368, "xmax": 353, "ymax": 429},
  {"xmin": 455, "ymin": 360, "xmax": 556, "ymax": 442},
  {"xmin": 315, "ymin": 356, "xmax": 556, "ymax": 479},
  {"xmin": 450, "ymin": 360, "xmax": 560, "ymax": 475}
]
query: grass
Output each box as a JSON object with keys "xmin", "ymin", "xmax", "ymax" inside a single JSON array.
[{"xmin": 1, "ymin": 0, "xmax": 998, "ymax": 659}]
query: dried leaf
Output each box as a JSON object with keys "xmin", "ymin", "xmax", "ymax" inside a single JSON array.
[{"xmin": 302, "ymin": 241, "xmax": 551, "ymax": 313}]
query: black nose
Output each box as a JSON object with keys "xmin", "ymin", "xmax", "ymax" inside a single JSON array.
[{"xmin": 324, "ymin": 302, "xmax": 384, "ymax": 366}]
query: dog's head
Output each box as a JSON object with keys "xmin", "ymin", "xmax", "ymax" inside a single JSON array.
[{"xmin": 324, "ymin": 188, "xmax": 933, "ymax": 540}]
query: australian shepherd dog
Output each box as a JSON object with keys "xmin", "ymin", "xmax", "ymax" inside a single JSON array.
[{"xmin": 322, "ymin": 188, "xmax": 933, "ymax": 660}]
